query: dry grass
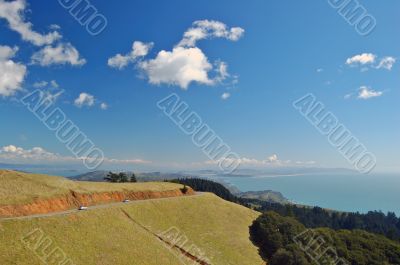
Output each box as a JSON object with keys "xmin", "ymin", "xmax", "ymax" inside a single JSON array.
[
  {"xmin": 0, "ymin": 193, "xmax": 263, "ymax": 265},
  {"xmin": 0, "ymin": 170, "xmax": 184, "ymax": 205}
]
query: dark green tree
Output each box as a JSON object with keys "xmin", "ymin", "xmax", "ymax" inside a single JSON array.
[
  {"xmin": 130, "ymin": 173, "xmax": 137, "ymax": 183},
  {"xmin": 104, "ymin": 172, "xmax": 119, "ymax": 183},
  {"xmin": 118, "ymin": 172, "xmax": 128, "ymax": 183}
]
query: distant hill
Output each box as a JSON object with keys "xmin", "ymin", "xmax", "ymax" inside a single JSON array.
[
  {"xmin": 238, "ymin": 190, "xmax": 290, "ymax": 204},
  {"xmin": 70, "ymin": 170, "xmax": 190, "ymax": 182},
  {"xmin": 189, "ymin": 167, "xmax": 358, "ymax": 177}
]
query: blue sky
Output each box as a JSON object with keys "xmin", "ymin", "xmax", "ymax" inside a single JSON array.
[{"xmin": 0, "ymin": 0, "xmax": 399, "ymax": 173}]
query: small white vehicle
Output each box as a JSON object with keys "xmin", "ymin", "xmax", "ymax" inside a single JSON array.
[
  {"xmin": 79, "ymin": 206, "xmax": 88, "ymax": 210},
  {"xmin": 123, "ymin": 199, "xmax": 130, "ymax": 203}
]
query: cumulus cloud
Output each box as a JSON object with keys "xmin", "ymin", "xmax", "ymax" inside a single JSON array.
[
  {"xmin": 346, "ymin": 53, "xmax": 376, "ymax": 66},
  {"xmin": 0, "ymin": 45, "xmax": 26, "ymax": 97},
  {"xmin": 358, "ymin": 86, "xmax": 383, "ymax": 100},
  {"xmin": 108, "ymin": 41, "xmax": 153, "ymax": 69},
  {"xmin": 0, "ymin": 0, "xmax": 61, "ymax": 46},
  {"xmin": 177, "ymin": 19, "xmax": 244, "ymax": 47},
  {"xmin": 31, "ymin": 43, "xmax": 86, "ymax": 66},
  {"xmin": 0, "ymin": 145, "xmax": 66, "ymax": 161},
  {"xmin": 139, "ymin": 47, "xmax": 214, "ymax": 89},
  {"xmin": 74, "ymin": 92, "xmax": 95, "ymax": 107},
  {"xmin": 221, "ymin": 92, "xmax": 230, "ymax": 100},
  {"xmin": 109, "ymin": 20, "xmax": 244, "ymax": 90},
  {"xmin": 376, "ymin": 56, "xmax": 396, "ymax": 70},
  {"xmin": 0, "ymin": 145, "xmax": 151, "ymax": 164}
]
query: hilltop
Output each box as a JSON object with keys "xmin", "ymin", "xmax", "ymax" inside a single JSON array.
[
  {"xmin": 0, "ymin": 170, "xmax": 265, "ymax": 265},
  {"xmin": 0, "ymin": 170, "xmax": 193, "ymax": 217}
]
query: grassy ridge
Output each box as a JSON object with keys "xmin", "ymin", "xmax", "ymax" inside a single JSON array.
[
  {"xmin": 0, "ymin": 170, "xmax": 185, "ymax": 205},
  {"xmin": 0, "ymin": 193, "xmax": 264, "ymax": 265}
]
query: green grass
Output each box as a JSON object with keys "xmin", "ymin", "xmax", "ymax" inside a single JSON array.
[
  {"xmin": 0, "ymin": 193, "xmax": 264, "ymax": 265},
  {"xmin": 0, "ymin": 170, "xmax": 185, "ymax": 205}
]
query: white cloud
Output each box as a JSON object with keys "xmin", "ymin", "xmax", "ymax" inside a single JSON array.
[
  {"xmin": 50, "ymin": 80, "xmax": 59, "ymax": 88},
  {"xmin": 105, "ymin": 158, "xmax": 151, "ymax": 164},
  {"xmin": 33, "ymin": 80, "xmax": 59, "ymax": 88},
  {"xmin": 0, "ymin": 45, "xmax": 26, "ymax": 97},
  {"xmin": 376, "ymin": 56, "xmax": 396, "ymax": 70},
  {"xmin": 346, "ymin": 53, "xmax": 376, "ymax": 66},
  {"xmin": 0, "ymin": 1, "xmax": 85, "ymax": 68},
  {"xmin": 266, "ymin": 154, "xmax": 278, "ymax": 163},
  {"xmin": 344, "ymin": 93, "xmax": 353, "ymax": 100},
  {"xmin": 108, "ymin": 41, "xmax": 153, "ymax": 69},
  {"xmin": 0, "ymin": 0, "xmax": 61, "ymax": 46},
  {"xmin": 205, "ymin": 154, "xmax": 316, "ymax": 168},
  {"xmin": 0, "ymin": 145, "xmax": 151, "ymax": 164},
  {"xmin": 33, "ymin": 80, "xmax": 48, "ymax": 88},
  {"xmin": 110, "ymin": 20, "xmax": 243, "ymax": 90},
  {"xmin": 221, "ymin": 92, "xmax": 230, "ymax": 100},
  {"xmin": 0, "ymin": 145, "xmax": 65, "ymax": 161},
  {"xmin": 0, "ymin": 45, "xmax": 17, "ymax": 59},
  {"xmin": 316, "ymin": 68, "xmax": 323, "ymax": 73},
  {"xmin": 74, "ymin": 92, "xmax": 95, "ymax": 107},
  {"xmin": 49, "ymin": 24, "xmax": 60, "ymax": 30},
  {"xmin": 100, "ymin": 102, "xmax": 108, "ymax": 110},
  {"xmin": 214, "ymin": 61, "xmax": 230, "ymax": 83},
  {"xmin": 358, "ymin": 86, "xmax": 383, "ymax": 100},
  {"xmin": 139, "ymin": 47, "xmax": 214, "ymax": 89},
  {"xmin": 31, "ymin": 43, "xmax": 86, "ymax": 66},
  {"xmin": 177, "ymin": 20, "xmax": 244, "ymax": 47}
]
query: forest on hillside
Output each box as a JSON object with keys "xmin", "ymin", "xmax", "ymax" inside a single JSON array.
[{"xmin": 251, "ymin": 211, "xmax": 400, "ymax": 265}]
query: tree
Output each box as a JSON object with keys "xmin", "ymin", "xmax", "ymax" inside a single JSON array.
[
  {"xmin": 119, "ymin": 172, "xmax": 128, "ymax": 183},
  {"xmin": 104, "ymin": 172, "xmax": 119, "ymax": 183},
  {"xmin": 181, "ymin": 185, "xmax": 188, "ymax": 194},
  {"xmin": 130, "ymin": 173, "xmax": 137, "ymax": 183},
  {"xmin": 104, "ymin": 172, "xmax": 129, "ymax": 183}
]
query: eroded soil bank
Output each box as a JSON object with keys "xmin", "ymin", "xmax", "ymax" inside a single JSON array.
[{"xmin": 0, "ymin": 188, "xmax": 195, "ymax": 217}]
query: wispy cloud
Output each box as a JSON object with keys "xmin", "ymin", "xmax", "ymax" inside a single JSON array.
[
  {"xmin": 357, "ymin": 86, "xmax": 383, "ymax": 100},
  {"xmin": 376, "ymin": 56, "xmax": 396, "ymax": 70},
  {"xmin": 205, "ymin": 154, "xmax": 316, "ymax": 168},
  {"xmin": 0, "ymin": 145, "xmax": 151, "ymax": 165},
  {"xmin": 0, "ymin": 0, "xmax": 61, "ymax": 46},
  {"xmin": 0, "ymin": 0, "xmax": 85, "ymax": 67},
  {"xmin": 31, "ymin": 43, "xmax": 86, "ymax": 66},
  {"xmin": 108, "ymin": 41, "xmax": 153, "ymax": 69}
]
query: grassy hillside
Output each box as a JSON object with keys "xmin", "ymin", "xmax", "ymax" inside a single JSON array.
[
  {"xmin": 0, "ymin": 170, "xmax": 185, "ymax": 205},
  {"xmin": 0, "ymin": 193, "xmax": 264, "ymax": 265}
]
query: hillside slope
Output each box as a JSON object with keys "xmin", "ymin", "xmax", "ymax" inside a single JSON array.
[
  {"xmin": 0, "ymin": 193, "xmax": 264, "ymax": 265},
  {"xmin": 0, "ymin": 170, "xmax": 193, "ymax": 217},
  {"xmin": 0, "ymin": 170, "xmax": 265, "ymax": 264}
]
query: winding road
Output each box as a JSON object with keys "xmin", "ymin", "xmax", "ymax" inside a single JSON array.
[{"xmin": 0, "ymin": 192, "xmax": 205, "ymax": 221}]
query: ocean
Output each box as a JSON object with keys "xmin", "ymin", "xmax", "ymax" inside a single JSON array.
[{"xmin": 207, "ymin": 173, "xmax": 400, "ymax": 215}]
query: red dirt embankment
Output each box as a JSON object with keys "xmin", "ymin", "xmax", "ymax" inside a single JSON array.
[{"xmin": 0, "ymin": 188, "xmax": 195, "ymax": 218}]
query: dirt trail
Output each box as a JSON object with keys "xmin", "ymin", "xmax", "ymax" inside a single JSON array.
[{"xmin": 120, "ymin": 209, "xmax": 211, "ymax": 265}]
